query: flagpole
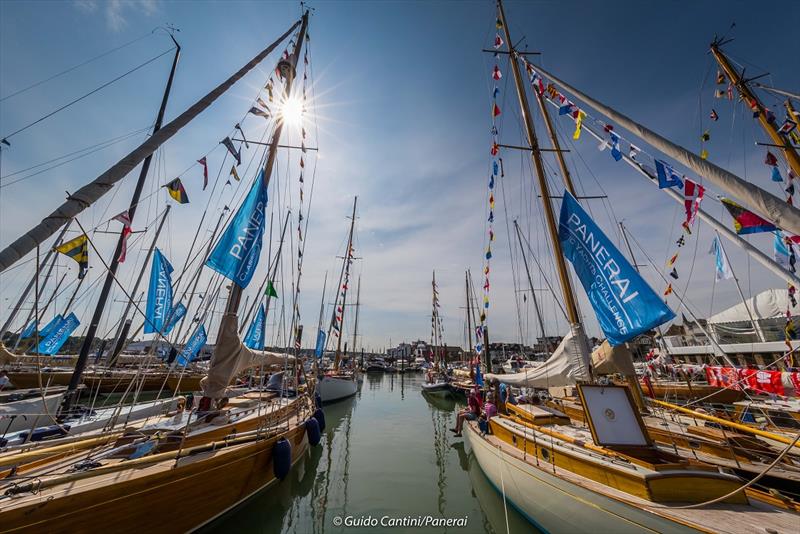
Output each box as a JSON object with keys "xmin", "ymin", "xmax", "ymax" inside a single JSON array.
[
  {"xmin": 715, "ymin": 231, "xmax": 766, "ymax": 342},
  {"xmin": 62, "ymin": 35, "xmax": 182, "ymax": 412},
  {"xmin": 107, "ymin": 206, "xmax": 171, "ymax": 365}
]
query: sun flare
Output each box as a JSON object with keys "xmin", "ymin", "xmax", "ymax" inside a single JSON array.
[{"xmin": 280, "ymin": 96, "xmax": 304, "ymax": 127}]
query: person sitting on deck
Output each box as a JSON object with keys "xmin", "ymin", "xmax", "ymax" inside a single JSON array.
[
  {"xmin": 451, "ymin": 387, "xmax": 482, "ymax": 437},
  {"xmin": 0, "ymin": 370, "xmax": 11, "ymax": 391},
  {"xmin": 484, "ymin": 391, "xmax": 497, "ymax": 419}
]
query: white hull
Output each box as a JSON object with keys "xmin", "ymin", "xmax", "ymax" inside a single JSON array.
[
  {"xmin": 420, "ymin": 382, "xmax": 451, "ymax": 396},
  {"xmin": 318, "ymin": 376, "xmax": 357, "ymax": 403},
  {"xmin": 464, "ymin": 423, "xmax": 698, "ymax": 534},
  {"xmin": 0, "ymin": 393, "xmax": 64, "ymax": 435}
]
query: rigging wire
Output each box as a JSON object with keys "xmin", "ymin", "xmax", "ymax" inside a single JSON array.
[{"xmin": 1, "ymin": 47, "xmax": 175, "ymax": 142}]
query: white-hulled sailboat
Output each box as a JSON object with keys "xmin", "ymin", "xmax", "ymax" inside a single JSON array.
[{"xmin": 465, "ymin": 2, "xmax": 800, "ymax": 532}]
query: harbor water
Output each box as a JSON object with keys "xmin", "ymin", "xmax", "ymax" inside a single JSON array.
[{"xmin": 201, "ymin": 373, "xmax": 536, "ymax": 533}]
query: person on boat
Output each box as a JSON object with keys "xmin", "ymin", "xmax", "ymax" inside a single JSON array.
[
  {"xmin": 484, "ymin": 391, "xmax": 497, "ymax": 419},
  {"xmin": 451, "ymin": 388, "xmax": 482, "ymax": 437},
  {"xmin": 0, "ymin": 370, "xmax": 12, "ymax": 391}
]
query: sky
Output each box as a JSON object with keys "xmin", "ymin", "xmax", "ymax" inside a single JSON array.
[{"xmin": 1, "ymin": 0, "xmax": 799, "ymax": 353}]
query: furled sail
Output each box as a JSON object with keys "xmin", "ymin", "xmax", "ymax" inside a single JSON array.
[
  {"xmin": 590, "ymin": 340, "xmax": 635, "ymax": 376},
  {"xmin": 486, "ymin": 326, "xmax": 590, "ymax": 388},
  {"xmin": 532, "ymin": 63, "xmax": 800, "ymax": 237},
  {"xmin": 0, "ymin": 19, "xmax": 301, "ymax": 272},
  {"xmin": 200, "ymin": 313, "xmax": 292, "ymax": 398}
]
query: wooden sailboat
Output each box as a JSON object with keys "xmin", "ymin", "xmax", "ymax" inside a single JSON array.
[
  {"xmin": 317, "ymin": 198, "xmax": 359, "ymax": 403},
  {"xmin": 464, "ymin": 2, "xmax": 800, "ymax": 532},
  {"xmin": 422, "ymin": 271, "xmax": 451, "ymax": 396},
  {"xmin": 0, "ymin": 12, "xmax": 327, "ymax": 531}
]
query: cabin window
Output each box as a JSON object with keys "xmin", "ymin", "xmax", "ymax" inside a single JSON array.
[{"xmin": 541, "ymin": 448, "xmax": 551, "ymax": 462}]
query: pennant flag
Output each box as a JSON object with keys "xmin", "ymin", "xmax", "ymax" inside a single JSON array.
[
  {"xmin": 700, "ymin": 148, "xmax": 709, "ymax": 160},
  {"xmin": 708, "ymin": 236, "xmax": 733, "ymax": 281},
  {"xmin": 772, "ymin": 166, "xmax": 783, "ymax": 182},
  {"xmin": 163, "ymin": 302, "xmax": 186, "ymax": 335},
  {"xmin": 669, "ymin": 268, "xmax": 679, "ymax": 280},
  {"xmin": 176, "ymin": 324, "xmax": 207, "ymax": 366},
  {"xmin": 609, "ymin": 132, "xmax": 622, "ymax": 161},
  {"xmin": 701, "ymin": 130, "xmax": 710, "ymax": 142},
  {"xmin": 249, "ymin": 107, "xmax": 269, "ymax": 120},
  {"xmin": 492, "ymin": 65, "xmax": 502, "ymax": 80},
  {"xmin": 55, "ymin": 234, "xmax": 89, "ymax": 279},
  {"xmin": 165, "ymin": 178, "xmax": 189, "ymax": 204},
  {"xmin": 144, "ymin": 248, "xmax": 174, "ymax": 334},
  {"xmin": 667, "ymin": 253, "xmax": 678, "ymax": 267},
  {"xmin": 207, "ymin": 170, "xmax": 268, "ymax": 289},
  {"xmin": 655, "ymin": 159, "xmax": 684, "ymax": 189},
  {"xmin": 230, "ymin": 165, "xmax": 240, "ymax": 182},
  {"xmin": 720, "ymin": 197, "xmax": 777, "ymax": 234},
  {"xmin": 39, "ymin": 314, "xmax": 64, "ymax": 340},
  {"xmin": 112, "ymin": 210, "xmax": 133, "ymax": 263},
  {"xmin": 494, "ymin": 34, "xmax": 503, "ymax": 49},
  {"xmin": 496, "ymin": 17, "xmax": 503, "ymax": 29},
  {"xmin": 20, "ymin": 320, "xmax": 37, "ymax": 339},
  {"xmin": 308, "ymin": 328, "xmax": 324, "ymax": 359},
  {"xmin": 221, "ymin": 137, "xmax": 241, "ymax": 166},
  {"xmin": 266, "ymin": 280, "xmax": 279, "ymax": 298},
  {"xmin": 235, "ymin": 123, "xmax": 249, "ymax": 148},
  {"xmin": 779, "ymin": 119, "xmax": 797, "ymax": 135},
  {"xmin": 37, "ymin": 312, "xmax": 80, "ymax": 355},
  {"xmin": 244, "ymin": 304, "xmax": 266, "ymax": 350},
  {"xmin": 683, "ymin": 179, "xmax": 704, "ymax": 225},
  {"xmin": 716, "ymin": 71, "xmax": 725, "ymax": 84},
  {"xmin": 664, "ymin": 284, "xmax": 673, "ymax": 296},
  {"xmin": 775, "ymin": 231, "xmax": 793, "ymax": 271},
  {"xmin": 573, "ymin": 110, "xmax": 586, "ymax": 140},
  {"xmin": 765, "ymin": 151, "xmax": 778, "ymax": 166},
  {"xmin": 710, "ymin": 109, "xmax": 719, "ymax": 122},
  {"xmin": 559, "ymin": 191, "xmax": 675, "ymax": 345},
  {"xmin": 714, "ymin": 90, "xmax": 726, "ymax": 99},
  {"xmin": 676, "ymin": 235, "xmax": 685, "ymax": 247},
  {"xmin": 493, "ymin": 103, "xmax": 501, "ymax": 117},
  {"xmin": 197, "ymin": 157, "xmax": 208, "ymax": 190}
]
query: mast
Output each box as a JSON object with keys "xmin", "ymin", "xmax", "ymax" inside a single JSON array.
[
  {"xmin": 0, "ymin": 221, "xmax": 71, "ymax": 339},
  {"xmin": 710, "ymin": 43, "xmax": 800, "ymax": 179},
  {"xmin": 223, "ymin": 12, "xmax": 308, "ymax": 321},
  {"xmin": 107, "ymin": 205, "xmax": 171, "ymax": 365},
  {"xmin": 63, "ymin": 38, "xmax": 182, "ymax": 409},
  {"xmin": 464, "ymin": 270, "xmax": 473, "ymax": 360},
  {"xmin": 496, "ymin": 0, "xmax": 585, "ymax": 336},
  {"xmin": 13, "ymin": 248, "xmax": 61, "ymax": 350},
  {"xmin": 334, "ymin": 197, "xmax": 357, "ymax": 371},
  {"xmin": 531, "ymin": 80, "xmax": 577, "ymax": 196}
]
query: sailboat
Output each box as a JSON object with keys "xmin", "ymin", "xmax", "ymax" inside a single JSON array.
[
  {"xmin": 464, "ymin": 2, "xmax": 800, "ymax": 532},
  {"xmin": 421, "ymin": 271, "xmax": 451, "ymax": 396},
  {"xmin": 0, "ymin": 11, "xmax": 329, "ymax": 531},
  {"xmin": 317, "ymin": 198, "xmax": 360, "ymax": 403}
]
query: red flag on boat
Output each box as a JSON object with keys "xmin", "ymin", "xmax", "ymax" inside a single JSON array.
[
  {"xmin": 197, "ymin": 157, "xmax": 208, "ymax": 190},
  {"xmin": 492, "ymin": 65, "xmax": 502, "ymax": 80},
  {"xmin": 113, "ymin": 211, "xmax": 132, "ymax": 263}
]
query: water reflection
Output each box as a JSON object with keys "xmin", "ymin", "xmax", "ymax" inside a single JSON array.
[{"xmin": 201, "ymin": 375, "xmax": 535, "ymax": 534}]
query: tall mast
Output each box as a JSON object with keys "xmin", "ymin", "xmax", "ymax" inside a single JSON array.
[
  {"xmin": 710, "ymin": 43, "xmax": 800, "ymax": 179},
  {"xmin": 334, "ymin": 197, "xmax": 358, "ymax": 370},
  {"xmin": 464, "ymin": 270, "xmax": 473, "ymax": 360},
  {"xmin": 107, "ymin": 205, "xmax": 171, "ymax": 365},
  {"xmin": 496, "ymin": 0, "xmax": 583, "ymax": 329},
  {"xmin": 223, "ymin": 12, "xmax": 309, "ymax": 321},
  {"xmin": 531, "ymin": 80, "xmax": 577, "ymax": 196},
  {"xmin": 64, "ymin": 37, "xmax": 182, "ymax": 409}
]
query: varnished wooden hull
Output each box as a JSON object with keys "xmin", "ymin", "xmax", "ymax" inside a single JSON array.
[
  {"xmin": 643, "ymin": 381, "xmax": 745, "ymax": 404},
  {"xmin": 0, "ymin": 422, "xmax": 310, "ymax": 533}
]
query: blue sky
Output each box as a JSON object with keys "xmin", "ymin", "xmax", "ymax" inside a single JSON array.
[{"xmin": 1, "ymin": 1, "xmax": 799, "ymax": 352}]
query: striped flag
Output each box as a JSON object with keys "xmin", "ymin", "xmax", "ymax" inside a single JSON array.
[{"xmin": 113, "ymin": 210, "xmax": 132, "ymax": 263}]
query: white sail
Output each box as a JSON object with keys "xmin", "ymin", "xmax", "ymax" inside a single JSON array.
[
  {"xmin": 0, "ymin": 20, "xmax": 301, "ymax": 272},
  {"xmin": 200, "ymin": 313, "xmax": 292, "ymax": 398},
  {"xmin": 532, "ymin": 63, "xmax": 800, "ymax": 237},
  {"xmin": 486, "ymin": 326, "xmax": 590, "ymax": 388}
]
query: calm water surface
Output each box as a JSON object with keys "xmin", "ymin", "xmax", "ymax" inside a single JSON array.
[{"xmin": 202, "ymin": 373, "xmax": 536, "ymax": 533}]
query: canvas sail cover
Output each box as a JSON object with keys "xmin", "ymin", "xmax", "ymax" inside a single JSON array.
[
  {"xmin": 486, "ymin": 326, "xmax": 591, "ymax": 388},
  {"xmin": 590, "ymin": 340, "xmax": 636, "ymax": 376},
  {"xmin": 200, "ymin": 313, "xmax": 292, "ymax": 398},
  {"xmin": 707, "ymin": 288, "xmax": 788, "ymax": 324}
]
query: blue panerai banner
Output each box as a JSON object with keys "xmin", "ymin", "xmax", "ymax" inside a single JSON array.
[
  {"xmin": 314, "ymin": 329, "xmax": 326, "ymax": 358},
  {"xmin": 206, "ymin": 169, "xmax": 268, "ymax": 289},
  {"xmin": 163, "ymin": 302, "xmax": 186, "ymax": 335},
  {"xmin": 37, "ymin": 312, "xmax": 80, "ymax": 355},
  {"xmin": 558, "ymin": 191, "xmax": 675, "ymax": 346},
  {"xmin": 20, "ymin": 320, "xmax": 37, "ymax": 339},
  {"xmin": 145, "ymin": 248, "xmax": 174, "ymax": 334},
  {"xmin": 39, "ymin": 314, "xmax": 64, "ymax": 340},
  {"xmin": 243, "ymin": 303, "xmax": 266, "ymax": 350},
  {"xmin": 176, "ymin": 324, "xmax": 207, "ymax": 367}
]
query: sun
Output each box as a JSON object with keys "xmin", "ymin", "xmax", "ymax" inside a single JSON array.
[{"xmin": 280, "ymin": 96, "xmax": 303, "ymax": 127}]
